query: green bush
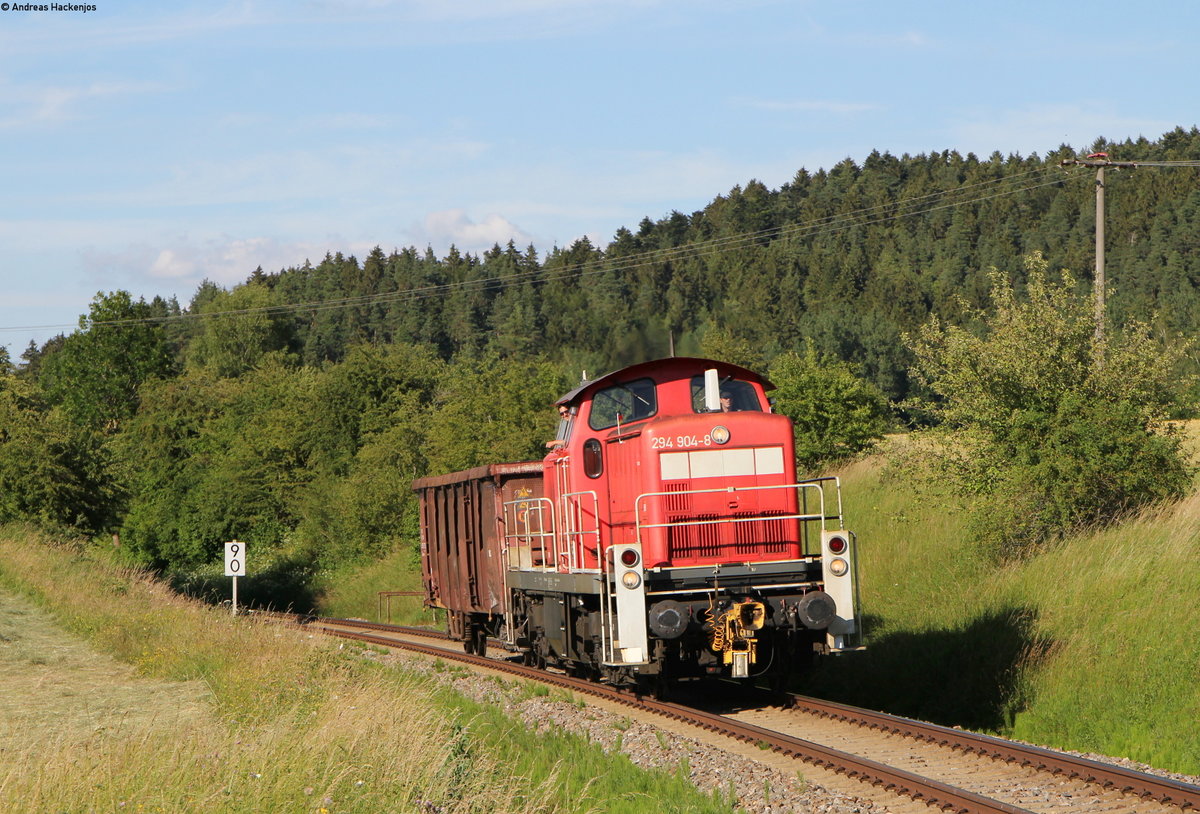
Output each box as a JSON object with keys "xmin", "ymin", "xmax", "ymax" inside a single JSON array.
[{"xmin": 905, "ymin": 252, "xmax": 1194, "ymax": 555}]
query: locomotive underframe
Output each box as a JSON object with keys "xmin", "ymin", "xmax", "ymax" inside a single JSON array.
[{"xmin": 476, "ymin": 560, "xmax": 835, "ymax": 684}]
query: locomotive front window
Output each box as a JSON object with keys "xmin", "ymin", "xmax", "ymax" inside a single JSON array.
[
  {"xmin": 690, "ymin": 377, "xmax": 763, "ymax": 413},
  {"xmin": 588, "ymin": 378, "xmax": 657, "ymax": 430}
]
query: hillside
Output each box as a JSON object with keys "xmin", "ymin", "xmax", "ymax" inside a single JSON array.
[{"xmin": 5, "ymin": 128, "xmax": 1200, "ymax": 576}]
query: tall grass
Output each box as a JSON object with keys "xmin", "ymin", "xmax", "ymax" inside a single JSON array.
[
  {"xmin": 0, "ymin": 527, "xmax": 731, "ymax": 813},
  {"xmin": 802, "ymin": 448, "xmax": 1200, "ymax": 773},
  {"xmin": 997, "ymin": 492, "xmax": 1200, "ymax": 771},
  {"xmin": 317, "ymin": 545, "xmax": 440, "ymax": 625}
]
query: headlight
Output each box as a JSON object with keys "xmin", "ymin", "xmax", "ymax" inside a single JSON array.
[
  {"xmin": 621, "ymin": 571, "xmax": 642, "ymax": 589},
  {"xmin": 711, "ymin": 425, "xmax": 730, "ymax": 444},
  {"xmin": 828, "ymin": 557, "xmax": 849, "ymax": 577}
]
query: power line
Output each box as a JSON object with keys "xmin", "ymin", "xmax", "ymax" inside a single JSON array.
[{"xmin": 0, "ymin": 164, "xmax": 1087, "ymax": 336}]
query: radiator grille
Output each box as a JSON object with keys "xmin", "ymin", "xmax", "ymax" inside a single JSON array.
[
  {"xmin": 662, "ymin": 482, "xmax": 691, "ymax": 512},
  {"xmin": 666, "ymin": 511, "xmax": 792, "ymax": 560},
  {"xmin": 666, "ymin": 514, "xmax": 721, "ymax": 558},
  {"xmin": 733, "ymin": 511, "xmax": 790, "ymax": 555}
]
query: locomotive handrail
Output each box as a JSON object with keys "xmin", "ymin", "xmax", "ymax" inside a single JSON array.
[
  {"xmin": 502, "ymin": 496, "xmax": 556, "ymax": 570},
  {"xmin": 634, "ymin": 479, "xmax": 843, "ymax": 558},
  {"xmin": 637, "ymin": 511, "xmax": 830, "ymax": 527},
  {"xmin": 637, "ymin": 478, "xmax": 840, "ymax": 513},
  {"xmin": 635, "ymin": 481, "xmax": 841, "ymax": 524},
  {"xmin": 503, "ymin": 491, "xmax": 601, "ymax": 574},
  {"xmin": 559, "ymin": 489, "xmax": 601, "ymax": 573}
]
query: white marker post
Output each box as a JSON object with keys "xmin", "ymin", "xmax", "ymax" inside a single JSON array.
[{"xmin": 224, "ymin": 541, "xmax": 246, "ymax": 615}]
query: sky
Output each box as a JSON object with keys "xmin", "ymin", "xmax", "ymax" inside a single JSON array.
[{"xmin": 2, "ymin": 0, "xmax": 1198, "ymax": 359}]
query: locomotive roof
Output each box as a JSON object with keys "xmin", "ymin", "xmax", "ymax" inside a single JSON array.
[{"xmin": 554, "ymin": 356, "xmax": 773, "ymax": 406}]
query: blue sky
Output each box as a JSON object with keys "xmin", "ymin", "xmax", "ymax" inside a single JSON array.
[{"xmin": 2, "ymin": 0, "xmax": 1197, "ymax": 358}]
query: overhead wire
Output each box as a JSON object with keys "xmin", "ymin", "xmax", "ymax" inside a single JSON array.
[{"xmin": 0, "ymin": 163, "xmax": 1090, "ymax": 335}]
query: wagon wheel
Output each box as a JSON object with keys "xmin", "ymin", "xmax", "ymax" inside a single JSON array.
[
  {"xmin": 463, "ymin": 622, "xmax": 482, "ymax": 655},
  {"xmin": 472, "ymin": 625, "xmax": 488, "ymax": 656}
]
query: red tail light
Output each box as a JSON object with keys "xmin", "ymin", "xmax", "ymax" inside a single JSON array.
[
  {"xmin": 827, "ymin": 535, "xmax": 847, "ymax": 555},
  {"xmin": 620, "ymin": 548, "xmax": 640, "ymax": 567}
]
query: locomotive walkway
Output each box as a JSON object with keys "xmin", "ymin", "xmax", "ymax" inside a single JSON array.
[{"xmin": 280, "ymin": 614, "xmax": 1200, "ymax": 814}]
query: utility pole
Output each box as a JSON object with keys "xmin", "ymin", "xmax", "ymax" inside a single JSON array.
[
  {"xmin": 1060, "ymin": 154, "xmax": 1140, "ymax": 345},
  {"xmin": 1060, "ymin": 153, "xmax": 1200, "ymax": 345}
]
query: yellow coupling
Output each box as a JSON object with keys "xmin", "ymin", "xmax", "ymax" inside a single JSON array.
[{"xmin": 708, "ymin": 600, "xmax": 766, "ymax": 677}]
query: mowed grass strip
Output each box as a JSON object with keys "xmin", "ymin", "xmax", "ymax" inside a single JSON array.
[
  {"xmin": 0, "ymin": 588, "xmax": 210, "ymax": 746},
  {"xmin": 0, "ymin": 527, "xmax": 732, "ymax": 814}
]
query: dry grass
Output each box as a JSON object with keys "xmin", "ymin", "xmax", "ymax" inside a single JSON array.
[
  {"xmin": 0, "ymin": 590, "xmax": 210, "ymax": 748},
  {"xmin": 0, "ymin": 527, "xmax": 730, "ymax": 813}
]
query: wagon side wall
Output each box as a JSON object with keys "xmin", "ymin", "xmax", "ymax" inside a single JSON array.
[{"xmin": 416, "ymin": 463, "xmax": 544, "ymax": 617}]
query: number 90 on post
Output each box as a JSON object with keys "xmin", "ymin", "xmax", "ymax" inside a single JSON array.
[{"xmin": 224, "ymin": 541, "xmax": 246, "ymax": 577}]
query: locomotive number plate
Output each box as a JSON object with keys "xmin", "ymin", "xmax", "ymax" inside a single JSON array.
[{"xmin": 651, "ymin": 434, "xmax": 713, "ymax": 449}]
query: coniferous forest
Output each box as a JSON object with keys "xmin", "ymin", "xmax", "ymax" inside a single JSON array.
[{"xmin": 4, "ymin": 128, "xmax": 1200, "ymax": 584}]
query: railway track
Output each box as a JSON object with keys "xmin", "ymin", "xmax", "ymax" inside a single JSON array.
[{"xmin": 284, "ymin": 614, "xmax": 1200, "ymax": 814}]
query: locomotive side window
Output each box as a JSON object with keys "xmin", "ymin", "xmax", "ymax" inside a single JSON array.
[
  {"xmin": 690, "ymin": 377, "xmax": 763, "ymax": 413},
  {"xmin": 555, "ymin": 404, "xmax": 575, "ymax": 443},
  {"xmin": 583, "ymin": 438, "xmax": 603, "ymax": 478},
  {"xmin": 588, "ymin": 378, "xmax": 657, "ymax": 430}
]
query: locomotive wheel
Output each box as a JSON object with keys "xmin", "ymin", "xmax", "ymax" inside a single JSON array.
[
  {"xmin": 635, "ymin": 672, "xmax": 669, "ymax": 701},
  {"xmin": 528, "ymin": 631, "xmax": 548, "ymax": 669}
]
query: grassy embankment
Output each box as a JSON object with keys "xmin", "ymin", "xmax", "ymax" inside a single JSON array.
[
  {"xmin": 801, "ymin": 443, "xmax": 1200, "ymax": 774},
  {"xmin": 0, "ymin": 527, "xmax": 734, "ymax": 814}
]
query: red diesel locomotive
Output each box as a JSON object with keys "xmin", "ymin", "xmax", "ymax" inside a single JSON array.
[{"xmin": 414, "ymin": 356, "xmax": 860, "ymax": 689}]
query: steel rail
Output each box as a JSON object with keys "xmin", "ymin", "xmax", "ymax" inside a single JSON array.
[
  {"xmin": 288, "ymin": 615, "xmax": 1200, "ymax": 810},
  {"xmin": 788, "ymin": 695, "xmax": 1200, "ymax": 811}
]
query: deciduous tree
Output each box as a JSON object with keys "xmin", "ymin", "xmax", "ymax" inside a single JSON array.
[{"xmin": 39, "ymin": 291, "xmax": 175, "ymax": 429}]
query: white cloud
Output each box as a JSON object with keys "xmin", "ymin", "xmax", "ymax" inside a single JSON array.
[
  {"xmin": 149, "ymin": 248, "xmax": 194, "ymax": 280},
  {"xmin": 84, "ymin": 235, "xmax": 377, "ymax": 294},
  {"xmin": 410, "ymin": 210, "xmax": 533, "ymax": 254},
  {"xmin": 0, "ymin": 78, "xmax": 167, "ymax": 130},
  {"xmin": 947, "ymin": 104, "xmax": 1179, "ymax": 158}
]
